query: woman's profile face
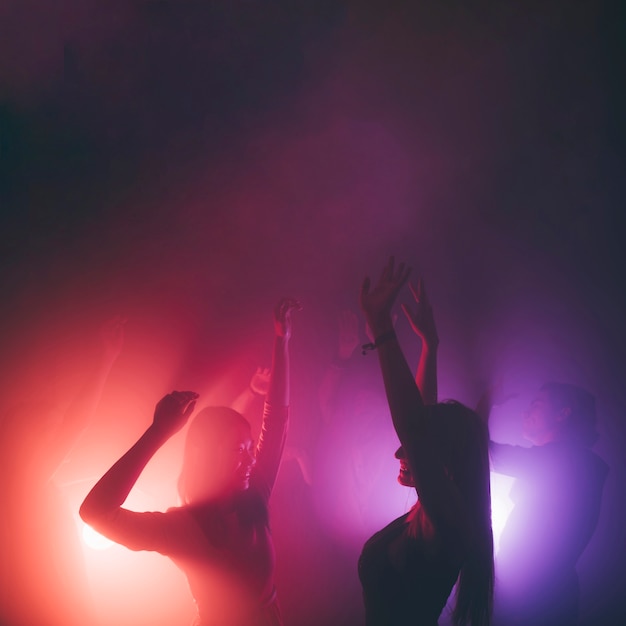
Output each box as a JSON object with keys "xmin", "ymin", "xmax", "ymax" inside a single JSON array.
[
  {"xmin": 394, "ymin": 446, "xmax": 415, "ymax": 487},
  {"xmin": 195, "ymin": 422, "xmax": 256, "ymax": 497},
  {"xmin": 218, "ymin": 423, "xmax": 256, "ymax": 492}
]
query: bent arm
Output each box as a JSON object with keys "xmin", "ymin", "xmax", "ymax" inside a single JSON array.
[
  {"xmin": 488, "ymin": 441, "xmax": 533, "ymax": 476},
  {"xmin": 79, "ymin": 425, "xmax": 168, "ymax": 528},
  {"xmin": 80, "ymin": 432, "xmax": 187, "ymax": 555},
  {"xmin": 81, "ymin": 391, "xmax": 196, "ymax": 530}
]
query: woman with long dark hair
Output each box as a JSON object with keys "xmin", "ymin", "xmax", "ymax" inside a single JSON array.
[
  {"xmin": 358, "ymin": 258, "xmax": 493, "ymax": 625},
  {"xmin": 80, "ymin": 298, "xmax": 300, "ymax": 626}
]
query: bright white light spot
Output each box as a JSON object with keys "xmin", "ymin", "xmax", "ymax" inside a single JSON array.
[
  {"xmin": 82, "ymin": 523, "xmax": 114, "ymax": 550},
  {"xmin": 490, "ymin": 472, "xmax": 515, "ymax": 555}
]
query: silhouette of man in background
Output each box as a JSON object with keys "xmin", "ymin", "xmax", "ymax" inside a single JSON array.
[{"xmin": 484, "ymin": 382, "xmax": 608, "ymax": 626}]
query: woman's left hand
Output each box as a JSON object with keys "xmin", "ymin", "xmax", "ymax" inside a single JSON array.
[
  {"xmin": 152, "ymin": 391, "xmax": 198, "ymax": 438},
  {"xmin": 360, "ymin": 257, "xmax": 411, "ymax": 333},
  {"xmin": 274, "ymin": 298, "xmax": 302, "ymax": 340}
]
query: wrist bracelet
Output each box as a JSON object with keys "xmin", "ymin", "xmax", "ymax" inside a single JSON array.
[{"xmin": 361, "ymin": 330, "xmax": 397, "ymax": 355}]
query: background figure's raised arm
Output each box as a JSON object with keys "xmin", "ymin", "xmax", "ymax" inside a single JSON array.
[
  {"xmin": 231, "ymin": 366, "xmax": 270, "ymax": 416},
  {"xmin": 253, "ymin": 298, "xmax": 300, "ymax": 500},
  {"xmin": 401, "ymin": 278, "xmax": 439, "ymax": 405}
]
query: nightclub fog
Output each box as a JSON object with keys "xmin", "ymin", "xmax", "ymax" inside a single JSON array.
[{"xmin": 1, "ymin": 1, "xmax": 624, "ymax": 625}]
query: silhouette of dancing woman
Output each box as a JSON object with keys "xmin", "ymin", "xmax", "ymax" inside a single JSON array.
[
  {"xmin": 80, "ymin": 298, "xmax": 300, "ymax": 626},
  {"xmin": 358, "ymin": 258, "xmax": 494, "ymax": 625}
]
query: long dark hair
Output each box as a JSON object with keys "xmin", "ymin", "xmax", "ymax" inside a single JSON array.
[{"xmin": 432, "ymin": 402, "xmax": 494, "ymax": 626}]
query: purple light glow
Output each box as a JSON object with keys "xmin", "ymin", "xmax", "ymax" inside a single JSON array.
[{"xmin": 2, "ymin": 2, "xmax": 623, "ymax": 625}]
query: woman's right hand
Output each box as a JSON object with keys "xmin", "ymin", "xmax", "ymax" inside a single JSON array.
[
  {"xmin": 359, "ymin": 256, "xmax": 411, "ymax": 335},
  {"xmin": 152, "ymin": 391, "xmax": 198, "ymax": 437}
]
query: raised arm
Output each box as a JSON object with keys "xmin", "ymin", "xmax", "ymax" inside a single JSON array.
[
  {"xmin": 360, "ymin": 258, "xmax": 465, "ymax": 533},
  {"xmin": 359, "ymin": 258, "xmax": 424, "ymax": 445},
  {"xmin": 253, "ymin": 298, "xmax": 300, "ymax": 498},
  {"xmin": 401, "ymin": 278, "xmax": 439, "ymax": 405},
  {"xmin": 79, "ymin": 391, "xmax": 197, "ymax": 528},
  {"xmin": 267, "ymin": 298, "xmax": 300, "ymax": 407}
]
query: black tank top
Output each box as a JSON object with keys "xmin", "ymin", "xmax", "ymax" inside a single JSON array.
[{"xmin": 358, "ymin": 510, "xmax": 460, "ymax": 625}]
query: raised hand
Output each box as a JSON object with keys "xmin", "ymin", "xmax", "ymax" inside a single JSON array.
[
  {"xmin": 249, "ymin": 366, "xmax": 271, "ymax": 396},
  {"xmin": 360, "ymin": 257, "xmax": 411, "ymax": 335},
  {"xmin": 152, "ymin": 391, "xmax": 198, "ymax": 438},
  {"xmin": 401, "ymin": 278, "xmax": 439, "ymax": 347},
  {"xmin": 274, "ymin": 298, "xmax": 302, "ymax": 340}
]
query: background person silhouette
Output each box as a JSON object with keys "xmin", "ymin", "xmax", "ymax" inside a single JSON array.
[{"xmin": 479, "ymin": 382, "xmax": 608, "ymax": 626}]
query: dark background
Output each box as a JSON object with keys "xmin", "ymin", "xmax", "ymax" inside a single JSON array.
[{"xmin": 1, "ymin": 1, "xmax": 624, "ymax": 624}]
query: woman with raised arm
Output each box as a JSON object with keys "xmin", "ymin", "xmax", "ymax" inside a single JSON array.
[
  {"xmin": 80, "ymin": 298, "xmax": 300, "ymax": 626},
  {"xmin": 358, "ymin": 258, "xmax": 493, "ymax": 626}
]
